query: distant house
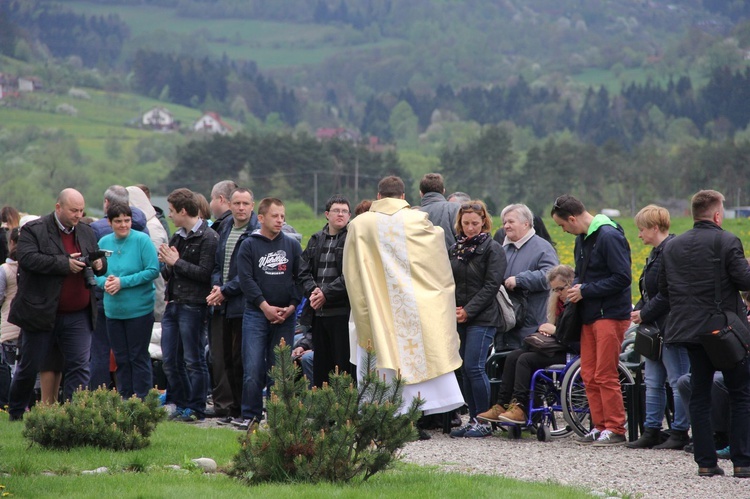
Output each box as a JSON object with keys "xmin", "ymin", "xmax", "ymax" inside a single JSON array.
[
  {"xmin": 316, "ymin": 127, "xmax": 360, "ymax": 142},
  {"xmin": 142, "ymin": 106, "xmax": 176, "ymax": 130},
  {"xmin": 17, "ymin": 77, "xmax": 42, "ymax": 92},
  {"xmin": 193, "ymin": 112, "xmax": 232, "ymax": 134}
]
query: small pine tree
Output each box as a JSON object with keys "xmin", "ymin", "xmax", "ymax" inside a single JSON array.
[
  {"xmin": 23, "ymin": 388, "xmax": 166, "ymax": 451},
  {"xmin": 231, "ymin": 340, "xmax": 423, "ymax": 484}
]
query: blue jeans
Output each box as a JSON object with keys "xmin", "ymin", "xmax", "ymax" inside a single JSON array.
[
  {"xmin": 644, "ymin": 344, "xmax": 690, "ymax": 430},
  {"xmin": 241, "ymin": 307, "xmax": 294, "ymax": 420},
  {"xmin": 107, "ymin": 313, "xmax": 154, "ymax": 400},
  {"xmin": 688, "ymin": 346, "xmax": 750, "ymax": 468},
  {"xmin": 161, "ymin": 302, "xmax": 209, "ymax": 414},
  {"xmin": 458, "ymin": 324, "xmax": 495, "ymax": 419}
]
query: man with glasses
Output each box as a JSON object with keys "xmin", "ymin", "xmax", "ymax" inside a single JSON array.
[
  {"xmin": 297, "ymin": 195, "xmax": 352, "ymax": 387},
  {"xmin": 344, "ymin": 176, "xmax": 464, "ymax": 421},
  {"xmin": 551, "ymin": 194, "xmax": 632, "ymax": 446}
]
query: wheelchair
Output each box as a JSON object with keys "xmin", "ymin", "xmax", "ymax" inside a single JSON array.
[{"xmin": 485, "ymin": 348, "xmax": 636, "ymax": 441}]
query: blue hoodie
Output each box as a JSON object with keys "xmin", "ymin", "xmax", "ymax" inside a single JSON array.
[{"xmin": 237, "ymin": 231, "xmax": 302, "ymax": 310}]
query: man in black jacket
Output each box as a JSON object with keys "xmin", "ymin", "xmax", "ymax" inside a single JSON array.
[
  {"xmin": 298, "ymin": 194, "xmax": 352, "ymax": 387},
  {"xmin": 207, "ymin": 188, "xmax": 259, "ymax": 422},
  {"xmin": 551, "ymin": 194, "xmax": 631, "ymax": 446},
  {"xmin": 159, "ymin": 188, "xmax": 219, "ymax": 422},
  {"xmin": 659, "ymin": 190, "xmax": 750, "ymax": 478},
  {"xmin": 7, "ymin": 188, "xmax": 107, "ymax": 420},
  {"xmin": 209, "ymin": 179, "xmax": 238, "ymax": 234}
]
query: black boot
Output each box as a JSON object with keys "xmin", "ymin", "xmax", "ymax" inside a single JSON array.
[
  {"xmin": 625, "ymin": 427, "xmax": 662, "ymax": 449},
  {"xmin": 653, "ymin": 429, "xmax": 689, "ymax": 450}
]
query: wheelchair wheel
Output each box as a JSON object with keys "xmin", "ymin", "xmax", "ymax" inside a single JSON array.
[
  {"xmin": 529, "ymin": 373, "xmax": 572, "ymax": 439},
  {"xmin": 560, "ymin": 358, "xmax": 635, "ymax": 437},
  {"xmin": 537, "ymin": 424, "xmax": 551, "ymax": 442},
  {"xmin": 508, "ymin": 424, "xmax": 522, "ymax": 440}
]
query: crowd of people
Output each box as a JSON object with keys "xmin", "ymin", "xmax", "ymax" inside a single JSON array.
[{"xmin": 1, "ymin": 176, "xmax": 750, "ymax": 478}]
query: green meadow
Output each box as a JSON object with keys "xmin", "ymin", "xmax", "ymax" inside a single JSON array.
[
  {"xmin": 59, "ymin": 1, "xmax": 402, "ymax": 68},
  {"xmin": 0, "ymin": 413, "xmax": 590, "ymax": 498}
]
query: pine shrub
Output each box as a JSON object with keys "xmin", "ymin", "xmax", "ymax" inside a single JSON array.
[
  {"xmin": 22, "ymin": 388, "xmax": 166, "ymax": 451},
  {"xmin": 230, "ymin": 341, "xmax": 423, "ymax": 484}
]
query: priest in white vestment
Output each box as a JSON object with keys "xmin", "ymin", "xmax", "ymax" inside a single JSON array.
[{"xmin": 343, "ymin": 175, "xmax": 465, "ymax": 415}]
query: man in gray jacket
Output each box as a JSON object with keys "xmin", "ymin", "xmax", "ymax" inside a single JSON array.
[{"xmin": 418, "ymin": 173, "xmax": 460, "ymax": 249}]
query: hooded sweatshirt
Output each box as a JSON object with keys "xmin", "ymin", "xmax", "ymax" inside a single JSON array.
[{"xmin": 237, "ymin": 231, "xmax": 302, "ymax": 310}]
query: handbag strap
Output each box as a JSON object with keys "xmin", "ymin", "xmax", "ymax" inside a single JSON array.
[{"xmin": 712, "ymin": 231, "xmax": 723, "ymax": 314}]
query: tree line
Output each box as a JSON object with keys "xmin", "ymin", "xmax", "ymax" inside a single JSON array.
[
  {"xmin": 7, "ymin": 1, "xmax": 130, "ymax": 67},
  {"xmin": 362, "ymin": 67, "xmax": 750, "ymax": 149},
  {"xmin": 161, "ymin": 125, "xmax": 750, "ymax": 216},
  {"xmin": 164, "ymin": 132, "xmax": 408, "ymax": 210}
]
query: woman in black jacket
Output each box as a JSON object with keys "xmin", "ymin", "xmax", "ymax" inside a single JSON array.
[
  {"xmin": 626, "ymin": 204, "xmax": 690, "ymax": 450},
  {"xmin": 448, "ymin": 200, "xmax": 506, "ymax": 438}
]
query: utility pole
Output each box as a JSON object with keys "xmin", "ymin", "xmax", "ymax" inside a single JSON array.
[
  {"xmin": 354, "ymin": 141, "xmax": 360, "ymax": 204},
  {"xmin": 314, "ymin": 172, "xmax": 318, "ymax": 215}
]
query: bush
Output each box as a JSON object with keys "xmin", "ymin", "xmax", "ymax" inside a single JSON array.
[
  {"xmin": 23, "ymin": 388, "xmax": 166, "ymax": 451},
  {"xmin": 230, "ymin": 341, "xmax": 422, "ymax": 484}
]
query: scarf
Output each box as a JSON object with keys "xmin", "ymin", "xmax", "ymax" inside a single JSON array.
[{"xmin": 452, "ymin": 232, "xmax": 489, "ymax": 261}]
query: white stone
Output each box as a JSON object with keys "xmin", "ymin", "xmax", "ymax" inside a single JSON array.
[{"xmin": 191, "ymin": 458, "xmax": 217, "ymax": 473}]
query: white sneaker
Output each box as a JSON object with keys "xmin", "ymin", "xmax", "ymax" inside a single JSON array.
[{"xmin": 574, "ymin": 428, "xmax": 601, "ymax": 445}]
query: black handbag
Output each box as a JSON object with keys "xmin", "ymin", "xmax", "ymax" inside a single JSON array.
[
  {"xmin": 555, "ymin": 232, "xmax": 597, "ymax": 346},
  {"xmin": 523, "ymin": 331, "xmax": 565, "ymax": 357},
  {"xmin": 554, "ymin": 301, "xmax": 582, "ymax": 346},
  {"xmin": 634, "ymin": 323, "xmax": 662, "ymax": 361},
  {"xmin": 699, "ymin": 233, "xmax": 750, "ymax": 370}
]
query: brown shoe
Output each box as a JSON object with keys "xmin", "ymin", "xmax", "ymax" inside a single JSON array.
[
  {"xmin": 477, "ymin": 404, "xmax": 505, "ymax": 423},
  {"xmin": 698, "ymin": 466, "xmax": 724, "ymax": 477},
  {"xmin": 498, "ymin": 403, "xmax": 526, "ymax": 425},
  {"xmin": 734, "ymin": 467, "xmax": 750, "ymax": 478}
]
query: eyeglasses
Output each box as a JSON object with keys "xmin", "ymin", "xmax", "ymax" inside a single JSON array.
[
  {"xmin": 553, "ymin": 196, "xmax": 564, "ymax": 210},
  {"xmin": 328, "ymin": 209, "xmax": 350, "ymax": 215},
  {"xmin": 461, "ymin": 203, "xmax": 482, "ymax": 211},
  {"xmin": 552, "ymin": 285, "xmax": 569, "ymax": 293}
]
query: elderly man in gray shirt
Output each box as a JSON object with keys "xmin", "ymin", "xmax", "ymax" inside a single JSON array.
[{"xmin": 418, "ymin": 173, "xmax": 460, "ymax": 249}]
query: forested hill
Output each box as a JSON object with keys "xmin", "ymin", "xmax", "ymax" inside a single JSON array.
[{"xmin": 3, "ymin": 0, "xmax": 750, "ymax": 214}]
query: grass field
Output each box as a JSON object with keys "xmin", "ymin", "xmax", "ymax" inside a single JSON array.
[
  {"xmin": 59, "ymin": 1, "xmax": 402, "ymax": 69},
  {"xmin": 571, "ymin": 67, "xmax": 707, "ymax": 93},
  {"xmin": 0, "ymin": 412, "xmax": 590, "ymax": 498}
]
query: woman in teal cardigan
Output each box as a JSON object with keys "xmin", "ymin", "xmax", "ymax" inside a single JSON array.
[{"xmin": 96, "ymin": 203, "xmax": 160, "ymax": 400}]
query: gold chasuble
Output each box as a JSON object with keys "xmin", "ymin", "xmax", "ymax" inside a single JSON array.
[{"xmin": 344, "ymin": 197, "xmax": 464, "ymax": 414}]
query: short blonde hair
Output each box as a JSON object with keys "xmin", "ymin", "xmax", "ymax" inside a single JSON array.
[{"xmin": 634, "ymin": 204, "xmax": 670, "ymax": 232}]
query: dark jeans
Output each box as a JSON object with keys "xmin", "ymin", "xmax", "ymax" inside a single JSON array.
[
  {"xmin": 497, "ymin": 346, "xmax": 567, "ymax": 411},
  {"xmin": 8, "ymin": 309, "xmax": 93, "ymax": 416},
  {"xmin": 688, "ymin": 346, "xmax": 750, "ymax": 468},
  {"xmin": 161, "ymin": 302, "xmax": 209, "ymax": 414},
  {"xmin": 241, "ymin": 307, "xmax": 294, "ymax": 420},
  {"xmin": 458, "ymin": 324, "xmax": 495, "ymax": 419},
  {"xmin": 311, "ymin": 314, "xmax": 352, "ymax": 387},
  {"xmin": 107, "ymin": 313, "xmax": 155, "ymax": 400},
  {"xmin": 219, "ymin": 316, "xmax": 243, "ymax": 417},
  {"xmin": 209, "ymin": 311, "xmax": 232, "ymax": 414},
  {"xmin": 88, "ymin": 302, "xmax": 111, "ymax": 390},
  {"xmin": 676, "ymin": 372, "xmax": 729, "ymax": 433},
  {"xmin": 0, "ymin": 350, "xmax": 10, "ymax": 409}
]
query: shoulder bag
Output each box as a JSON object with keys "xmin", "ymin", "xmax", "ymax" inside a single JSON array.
[
  {"xmin": 699, "ymin": 232, "xmax": 750, "ymax": 370},
  {"xmin": 634, "ymin": 323, "xmax": 662, "ymax": 361}
]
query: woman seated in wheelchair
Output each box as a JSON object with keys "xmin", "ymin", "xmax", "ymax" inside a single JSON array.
[{"xmin": 478, "ymin": 265, "xmax": 576, "ymax": 425}]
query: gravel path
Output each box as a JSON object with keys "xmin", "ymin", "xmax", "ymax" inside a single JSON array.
[
  {"xmin": 195, "ymin": 415, "xmax": 750, "ymax": 497},
  {"xmin": 400, "ymin": 426, "xmax": 750, "ymax": 498}
]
